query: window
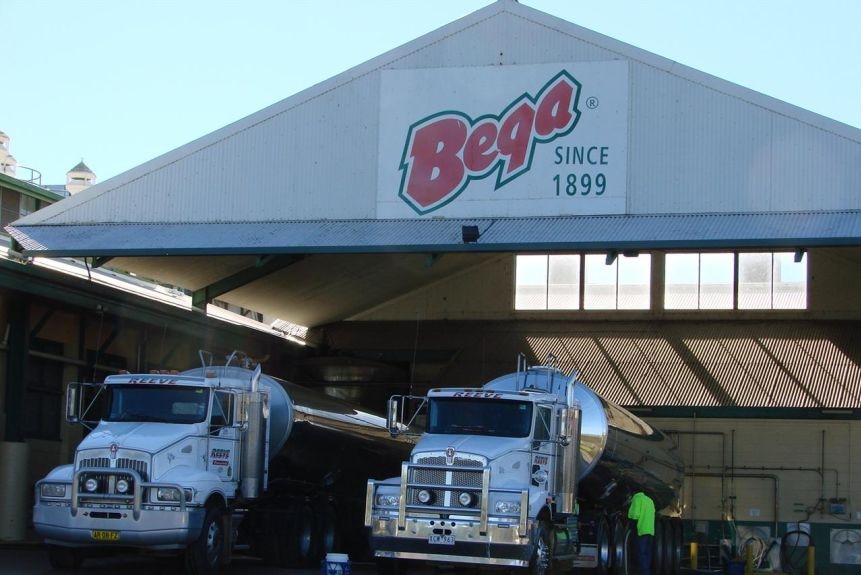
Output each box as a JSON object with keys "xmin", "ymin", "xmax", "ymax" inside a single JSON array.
[
  {"xmin": 665, "ymin": 251, "xmax": 807, "ymax": 310},
  {"xmin": 1, "ymin": 188, "xmax": 18, "ymax": 228},
  {"xmin": 665, "ymin": 253, "xmax": 734, "ymax": 309},
  {"xmin": 515, "ymin": 255, "xmax": 579, "ymax": 310},
  {"xmin": 106, "ymin": 385, "xmax": 209, "ymax": 424},
  {"xmin": 24, "ymin": 339, "xmax": 64, "ymax": 440},
  {"xmin": 428, "ymin": 398, "xmax": 533, "ymax": 438},
  {"xmin": 515, "ymin": 253, "xmax": 650, "ymax": 311},
  {"xmin": 20, "ymin": 195, "xmax": 37, "ymax": 217},
  {"xmin": 210, "ymin": 391, "xmax": 234, "ymax": 433},
  {"xmin": 534, "ymin": 406, "xmax": 552, "ymax": 442}
]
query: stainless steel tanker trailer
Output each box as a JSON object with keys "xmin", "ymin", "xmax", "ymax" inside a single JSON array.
[
  {"xmin": 33, "ymin": 351, "xmax": 414, "ymax": 575},
  {"xmin": 366, "ymin": 355, "xmax": 685, "ymax": 574}
]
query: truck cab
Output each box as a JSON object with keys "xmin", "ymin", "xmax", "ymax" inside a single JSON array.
[
  {"xmin": 33, "ymin": 355, "xmax": 269, "ymax": 574},
  {"xmin": 366, "ymin": 357, "xmax": 686, "ymax": 575},
  {"xmin": 365, "ymin": 361, "xmax": 583, "ymax": 571}
]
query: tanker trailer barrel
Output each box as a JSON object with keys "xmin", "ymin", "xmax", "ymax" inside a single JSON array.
[{"xmin": 572, "ymin": 382, "xmax": 683, "ymax": 510}]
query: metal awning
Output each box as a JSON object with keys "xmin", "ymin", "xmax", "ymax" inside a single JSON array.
[
  {"xmin": 9, "ymin": 211, "xmax": 861, "ymax": 257},
  {"xmin": 8, "ymin": 210, "xmax": 861, "ymax": 328}
]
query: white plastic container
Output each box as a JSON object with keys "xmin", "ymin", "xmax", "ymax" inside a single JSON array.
[{"xmin": 321, "ymin": 552, "xmax": 351, "ymax": 575}]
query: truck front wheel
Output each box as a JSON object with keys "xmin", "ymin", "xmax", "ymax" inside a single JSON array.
[
  {"xmin": 530, "ymin": 519, "xmax": 555, "ymax": 575},
  {"xmin": 185, "ymin": 506, "xmax": 226, "ymax": 575}
]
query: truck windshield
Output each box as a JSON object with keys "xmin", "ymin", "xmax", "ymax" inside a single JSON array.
[
  {"xmin": 427, "ymin": 398, "xmax": 533, "ymax": 437},
  {"xmin": 104, "ymin": 385, "xmax": 209, "ymax": 424}
]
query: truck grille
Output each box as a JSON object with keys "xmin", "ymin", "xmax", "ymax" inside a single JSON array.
[
  {"xmin": 80, "ymin": 457, "xmax": 110, "ymax": 468},
  {"xmin": 79, "ymin": 457, "xmax": 148, "ymax": 481},
  {"xmin": 77, "ymin": 455, "xmax": 150, "ymax": 499},
  {"xmin": 409, "ymin": 454, "xmax": 485, "ymax": 511},
  {"xmin": 117, "ymin": 458, "xmax": 148, "ymax": 480}
]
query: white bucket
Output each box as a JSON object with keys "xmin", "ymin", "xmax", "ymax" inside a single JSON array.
[{"xmin": 321, "ymin": 552, "xmax": 351, "ymax": 575}]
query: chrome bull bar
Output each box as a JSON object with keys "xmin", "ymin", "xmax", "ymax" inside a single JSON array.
[
  {"xmin": 69, "ymin": 467, "xmax": 186, "ymax": 521},
  {"xmin": 367, "ymin": 461, "xmax": 529, "ymax": 536}
]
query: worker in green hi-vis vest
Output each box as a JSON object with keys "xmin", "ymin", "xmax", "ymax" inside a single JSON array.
[{"xmin": 627, "ymin": 491, "xmax": 656, "ymax": 575}]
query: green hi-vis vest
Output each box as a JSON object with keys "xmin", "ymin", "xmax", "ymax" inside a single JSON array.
[{"xmin": 627, "ymin": 491, "xmax": 656, "ymax": 536}]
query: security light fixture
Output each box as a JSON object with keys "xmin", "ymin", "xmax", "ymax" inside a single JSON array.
[{"xmin": 461, "ymin": 225, "xmax": 480, "ymax": 243}]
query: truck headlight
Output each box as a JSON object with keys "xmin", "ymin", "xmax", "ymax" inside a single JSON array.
[
  {"xmin": 84, "ymin": 478, "xmax": 100, "ymax": 493},
  {"xmin": 157, "ymin": 487, "xmax": 181, "ymax": 502},
  {"xmin": 458, "ymin": 492, "xmax": 475, "ymax": 507},
  {"xmin": 495, "ymin": 500, "xmax": 521, "ymax": 514},
  {"xmin": 40, "ymin": 483, "xmax": 67, "ymax": 498},
  {"xmin": 115, "ymin": 479, "xmax": 130, "ymax": 494},
  {"xmin": 155, "ymin": 487, "xmax": 193, "ymax": 502},
  {"xmin": 416, "ymin": 489, "xmax": 434, "ymax": 504},
  {"xmin": 375, "ymin": 494, "xmax": 400, "ymax": 507}
]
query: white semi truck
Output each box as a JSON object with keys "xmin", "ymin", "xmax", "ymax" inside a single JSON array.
[
  {"xmin": 365, "ymin": 356, "xmax": 686, "ymax": 575},
  {"xmin": 33, "ymin": 351, "xmax": 413, "ymax": 574}
]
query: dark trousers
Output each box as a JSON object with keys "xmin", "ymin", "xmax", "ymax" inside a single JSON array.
[{"xmin": 637, "ymin": 534, "xmax": 653, "ymax": 575}]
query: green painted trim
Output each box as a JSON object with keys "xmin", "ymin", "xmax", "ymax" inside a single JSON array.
[
  {"xmin": 0, "ymin": 172, "xmax": 65, "ymax": 203},
  {"xmin": 630, "ymin": 406, "xmax": 861, "ymax": 420},
  {"xmin": 0, "ymin": 256, "xmax": 307, "ymax": 350},
  {"xmin": 191, "ymin": 254, "xmax": 303, "ymax": 309}
]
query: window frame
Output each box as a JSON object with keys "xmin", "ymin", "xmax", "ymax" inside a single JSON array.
[{"xmin": 663, "ymin": 250, "xmax": 807, "ymax": 311}]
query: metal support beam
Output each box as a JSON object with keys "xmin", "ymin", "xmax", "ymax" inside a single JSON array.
[{"xmin": 192, "ymin": 255, "xmax": 303, "ymax": 311}]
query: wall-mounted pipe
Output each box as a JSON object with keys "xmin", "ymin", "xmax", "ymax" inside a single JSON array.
[
  {"xmin": 687, "ymin": 471, "xmax": 779, "ymax": 535},
  {"xmin": 667, "ymin": 430, "xmax": 728, "ymax": 520}
]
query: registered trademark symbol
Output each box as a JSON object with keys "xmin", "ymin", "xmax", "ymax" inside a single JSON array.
[{"xmin": 586, "ymin": 96, "xmax": 599, "ymax": 109}]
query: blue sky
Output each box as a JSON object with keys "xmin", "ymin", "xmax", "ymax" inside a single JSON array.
[{"xmin": 4, "ymin": 0, "xmax": 860, "ymax": 187}]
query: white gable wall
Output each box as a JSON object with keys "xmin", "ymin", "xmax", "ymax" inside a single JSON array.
[{"xmin": 18, "ymin": 2, "xmax": 861, "ymax": 226}]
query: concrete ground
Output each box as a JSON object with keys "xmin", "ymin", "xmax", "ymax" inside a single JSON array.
[{"xmin": 0, "ymin": 543, "xmax": 385, "ymax": 575}]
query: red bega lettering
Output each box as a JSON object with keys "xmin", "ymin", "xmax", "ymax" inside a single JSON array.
[{"xmin": 398, "ymin": 71, "xmax": 581, "ymax": 214}]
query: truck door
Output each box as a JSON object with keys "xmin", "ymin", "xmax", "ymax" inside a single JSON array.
[
  {"xmin": 207, "ymin": 390, "xmax": 239, "ymax": 481},
  {"xmin": 531, "ymin": 405, "xmax": 556, "ymax": 494}
]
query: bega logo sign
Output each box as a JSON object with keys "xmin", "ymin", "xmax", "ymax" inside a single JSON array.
[{"xmin": 397, "ymin": 70, "xmax": 582, "ymax": 215}]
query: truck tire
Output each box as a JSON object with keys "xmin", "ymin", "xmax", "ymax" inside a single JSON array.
[
  {"xmin": 611, "ymin": 514, "xmax": 631, "ymax": 575},
  {"xmin": 660, "ymin": 518, "xmax": 673, "ymax": 575},
  {"xmin": 670, "ymin": 517, "xmax": 682, "ymax": 575},
  {"xmin": 47, "ymin": 546, "xmax": 84, "ymax": 569},
  {"xmin": 315, "ymin": 501, "xmax": 339, "ymax": 558},
  {"xmin": 595, "ymin": 514, "xmax": 611, "ymax": 575},
  {"xmin": 530, "ymin": 519, "xmax": 555, "ymax": 575},
  {"xmin": 289, "ymin": 502, "xmax": 318, "ymax": 566},
  {"xmin": 651, "ymin": 517, "xmax": 665, "ymax": 575},
  {"xmin": 184, "ymin": 506, "xmax": 226, "ymax": 575},
  {"xmin": 261, "ymin": 518, "xmax": 289, "ymax": 566}
]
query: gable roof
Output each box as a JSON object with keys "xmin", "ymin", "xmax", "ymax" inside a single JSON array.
[
  {"xmin": 6, "ymin": 0, "xmax": 861, "ymax": 328},
  {"xmin": 12, "ymin": 0, "xmax": 860, "ymax": 229}
]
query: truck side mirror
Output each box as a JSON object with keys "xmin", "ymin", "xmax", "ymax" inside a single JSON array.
[
  {"xmin": 386, "ymin": 397, "xmax": 401, "ymax": 436},
  {"xmin": 65, "ymin": 383, "xmax": 81, "ymax": 424},
  {"xmin": 65, "ymin": 381, "xmax": 106, "ymax": 429}
]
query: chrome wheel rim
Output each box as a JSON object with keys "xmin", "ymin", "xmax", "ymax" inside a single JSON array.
[{"xmin": 205, "ymin": 517, "xmax": 221, "ymax": 566}]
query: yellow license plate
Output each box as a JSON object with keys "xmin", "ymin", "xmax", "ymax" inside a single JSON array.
[{"xmin": 91, "ymin": 530, "xmax": 120, "ymax": 541}]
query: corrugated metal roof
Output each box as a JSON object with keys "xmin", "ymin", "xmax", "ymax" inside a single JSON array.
[{"xmin": 9, "ymin": 211, "xmax": 861, "ymax": 257}]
